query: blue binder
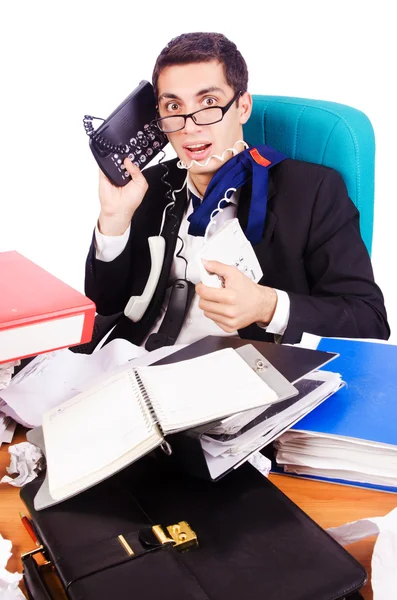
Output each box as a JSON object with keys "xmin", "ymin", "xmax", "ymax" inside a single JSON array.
[{"xmin": 274, "ymin": 338, "xmax": 397, "ymax": 493}]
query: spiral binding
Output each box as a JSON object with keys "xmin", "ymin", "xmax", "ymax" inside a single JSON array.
[
  {"xmin": 129, "ymin": 369, "xmax": 173, "ymax": 455},
  {"xmin": 126, "ymin": 369, "xmax": 154, "ymax": 432}
]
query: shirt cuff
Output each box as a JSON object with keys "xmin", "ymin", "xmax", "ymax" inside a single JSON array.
[
  {"xmin": 257, "ymin": 289, "xmax": 290, "ymax": 335},
  {"xmin": 94, "ymin": 224, "xmax": 131, "ymax": 262}
]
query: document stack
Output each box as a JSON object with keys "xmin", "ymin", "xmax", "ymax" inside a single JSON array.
[
  {"xmin": 274, "ymin": 337, "xmax": 397, "ymax": 493},
  {"xmin": 0, "ymin": 360, "xmax": 19, "ymax": 447},
  {"xmin": 154, "ymin": 336, "xmax": 343, "ymax": 481},
  {"xmin": 28, "ymin": 346, "xmax": 286, "ymax": 509},
  {"xmin": 0, "ymin": 250, "xmax": 95, "ymax": 364},
  {"xmin": 197, "ymin": 370, "xmax": 343, "ymax": 480},
  {"xmin": 0, "ymin": 250, "xmax": 96, "ymax": 446}
]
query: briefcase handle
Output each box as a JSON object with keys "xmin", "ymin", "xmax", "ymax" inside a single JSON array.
[{"xmin": 22, "ymin": 554, "xmax": 53, "ymax": 600}]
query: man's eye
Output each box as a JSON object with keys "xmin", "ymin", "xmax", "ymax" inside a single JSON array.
[
  {"xmin": 203, "ymin": 97, "xmax": 217, "ymax": 107},
  {"xmin": 166, "ymin": 102, "xmax": 180, "ymax": 112}
]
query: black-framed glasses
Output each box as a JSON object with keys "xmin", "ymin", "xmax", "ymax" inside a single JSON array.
[{"xmin": 155, "ymin": 90, "xmax": 242, "ymax": 133}]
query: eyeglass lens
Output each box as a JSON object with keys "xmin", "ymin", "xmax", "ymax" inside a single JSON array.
[{"xmin": 158, "ymin": 107, "xmax": 223, "ymax": 133}]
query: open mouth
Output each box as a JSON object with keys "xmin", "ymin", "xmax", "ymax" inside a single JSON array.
[{"xmin": 183, "ymin": 143, "xmax": 212, "ymax": 161}]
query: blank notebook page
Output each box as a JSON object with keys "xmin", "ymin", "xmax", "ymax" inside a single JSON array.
[
  {"xmin": 43, "ymin": 370, "xmax": 157, "ymax": 498},
  {"xmin": 138, "ymin": 348, "xmax": 278, "ymax": 432}
]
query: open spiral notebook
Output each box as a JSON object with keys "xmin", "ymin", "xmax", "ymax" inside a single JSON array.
[{"xmin": 36, "ymin": 347, "xmax": 284, "ymax": 507}]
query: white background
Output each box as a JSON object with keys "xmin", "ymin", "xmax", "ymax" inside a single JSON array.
[{"xmin": 1, "ymin": 1, "xmax": 396, "ymax": 339}]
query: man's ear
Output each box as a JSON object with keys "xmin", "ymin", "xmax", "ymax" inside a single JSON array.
[{"xmin": 239, "ymin": 92, "xmax": 252, "ymax": 125}]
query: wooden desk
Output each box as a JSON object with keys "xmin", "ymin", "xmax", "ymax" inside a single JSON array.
[{"xmin": 1, "ymin": 427, "xmax": 396, "ymax": 600}]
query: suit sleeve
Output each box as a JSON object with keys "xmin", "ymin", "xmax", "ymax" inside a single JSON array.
[
  {"xmin": 83, "ymin": 162, "xmax": 172, "ymax": 316},
  {"xmin": 84, "ymin": 227, "xmax": 137, "ymax": 315},
  {"xmin": 281, "ymin": 169, "xmax": 389, "ymax": 343}
]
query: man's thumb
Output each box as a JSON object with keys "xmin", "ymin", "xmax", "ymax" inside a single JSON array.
[{"xmin": 202, "ymin": 259, "xmax": 234, "ymax": 279}]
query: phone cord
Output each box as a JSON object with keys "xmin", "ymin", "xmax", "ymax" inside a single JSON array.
[{"xmin": 83, "ymin": 115, "xmax": 161, "ymax": 156}]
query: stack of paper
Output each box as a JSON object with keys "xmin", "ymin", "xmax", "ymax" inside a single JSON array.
[
  {"xmin": 0, "ymin": 361, "xmax": 19, "ymax": 391},
  {"xmin": 274, "ymin": 336, "xmax": 397, "ymax": 493},
  {"xmin": 0, "ymin": 415, "xmax": 17, "ymax": 448},
  {"xmin": 201, "ymin": 370, "xmax": 343, "ymax": 480},
  {"xmin": 0, "ymin": 361, "xmax": 19, "ymax": 447},
  {"xmin": 275, "ymin": 430, "xmax": 397, "ymax": 489}
]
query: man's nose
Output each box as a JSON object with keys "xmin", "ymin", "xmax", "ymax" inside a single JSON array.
[{"xmin": 183, "ymin": 115, "xmax": 203, "ymax": 134}]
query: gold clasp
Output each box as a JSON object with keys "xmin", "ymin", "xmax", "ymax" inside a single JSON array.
[
  {"xmin": 21, "ymin": 545, "xmax": 52, "ymax": 567},
  {"xmin": 117, "ymin": 534, "xmax": 135, "ymax": 556},
  {"xmin": 152, "ymin": 521, "xmax": 198, "ymax": 551}
]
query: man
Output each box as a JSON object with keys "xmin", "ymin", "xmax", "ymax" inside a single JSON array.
[{"xmin": 85, "ymin": 32, "xmax": 389, "ymax": 348}]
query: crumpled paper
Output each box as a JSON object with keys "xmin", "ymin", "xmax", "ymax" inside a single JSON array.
[
  {"xmin": 248, "ymin": 451, "xmax": 272, "ymax": 477},
  {"xmin": 327, "ymin": 506, "xmax": 397, "ymax": 600},
  {"xmin": 0, "ymin": 441, "xmax": 43, "ymax": 487},
  {"xmin": 0, "ymin": 534, "xmax": 25, "ymax": 599},
  {"xmin": 0, "ymin": 361, "xmax": 20, "ymax": 391}
]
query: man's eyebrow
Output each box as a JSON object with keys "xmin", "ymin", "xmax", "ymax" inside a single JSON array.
[
  {"xmin": 195, "ymin": 86, "xmax": 226, "ymax": 97},
  {"xmin": 158, "ymin": 86, "xmax": 226, "ymax": 103},
  {"xmin": 158, "ymin": 92, "xmax": 180, "ymax": 102}
]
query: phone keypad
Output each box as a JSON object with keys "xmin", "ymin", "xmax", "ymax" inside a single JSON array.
[{"xmin": 109, "ymin": 123, "xmax": 164, "ymax": 181}]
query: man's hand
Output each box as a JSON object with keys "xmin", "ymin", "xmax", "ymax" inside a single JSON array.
[
  {"xmin": 98, "ymin": 158, "xmax": 149, "ymax": 236},
  {"xmin": 196, "ymin": 260, "xmax": 278, "ymax": 332}
]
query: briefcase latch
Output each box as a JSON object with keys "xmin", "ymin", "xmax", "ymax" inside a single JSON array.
[
  {"xmin": 152, "ymin": 521, "xmax": 198, "ymax": 551},
  {"xmin": 21, "ymin": 545, "xmax": 52, "ymax": 567}
]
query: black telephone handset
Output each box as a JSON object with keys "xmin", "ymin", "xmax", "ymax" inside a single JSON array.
[{"xmin": 84, "ymin": 81, "xmax": 168, "ymax": 187}]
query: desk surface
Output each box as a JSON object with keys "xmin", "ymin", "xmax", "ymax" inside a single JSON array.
[{"xmin": 1, "ymin": 427, "xmax": 396, "ymax": 600}]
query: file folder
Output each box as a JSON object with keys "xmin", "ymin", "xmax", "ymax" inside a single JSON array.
[
  {"xmin": 154, "ymin": 335, "xmax": 338, "ymax": 481},
  {"xmin": 274, "ymin": 337, "xmax": 397, "ymax": 493}
]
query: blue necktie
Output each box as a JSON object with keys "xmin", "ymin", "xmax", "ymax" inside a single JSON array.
[
  {"xmin": 190, "ymin": 192, "xmax": 232, "ymax": 220},
  {"xmin": 191, "ymin": 193, "xmax": 201, "ymax": 211},
  {"xmin": 187, "ymin": 145, "xmax": 286, "ymax": 244}
]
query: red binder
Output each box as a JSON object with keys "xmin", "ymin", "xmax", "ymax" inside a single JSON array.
[{"xmin": 0, "ymin": 251, "xmax": 96, "ymax": 363}]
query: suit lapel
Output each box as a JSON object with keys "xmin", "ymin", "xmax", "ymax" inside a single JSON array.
[
  {"xmin": 160, "ymin": 185, "xmax": 188, "ymax": 278},
  {"xmin": 149, "ymin": 163, "xmax": 188, "ymax": 295},
  {"xmin": 106, "ymin": 166, "xmax": 188, "ymax": 347}
]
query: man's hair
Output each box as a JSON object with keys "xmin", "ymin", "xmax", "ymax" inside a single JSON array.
[{"xmin": 152, "ymin": 32, "xmax": 248, "ymax": 99}]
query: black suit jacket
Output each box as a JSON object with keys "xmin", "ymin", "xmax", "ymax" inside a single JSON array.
[{"xmin": 85, "ymin": 158, "xmax": 389, "ymax": 345}]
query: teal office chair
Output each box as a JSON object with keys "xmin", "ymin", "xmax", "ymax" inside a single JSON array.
[
  {"xmin": 243, "ymin": 96, "xmax": 375, "ymax": 255},
  {"xmin": 67, "ymin": 97, "xmax": 376, "ymax": 357}
]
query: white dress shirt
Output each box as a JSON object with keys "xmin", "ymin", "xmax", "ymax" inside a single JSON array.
[{"xmin": 95, "ymin": 176, "xmax": 290, "ymax": 345}]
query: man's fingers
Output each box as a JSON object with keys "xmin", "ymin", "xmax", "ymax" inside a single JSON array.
[
  {"xmin": 199, "ymin": 299, "xmax": 237, "ymax": 319},
  {"xmin": 203, "ymin": 312, "xmax": 237, "ymax": 332},
  {"xmin": 98, "ymin": 161, "xmax": 147, "ymax": 189},
  {"xmin": 202, "ymin": 259, "xmax": 236, "ymax": 279},
  {"xmin": 196, "ymin": 282, "xmax": 236, "ymax": 303},
  {"xmin": 123, "ymin": 158, "xmax": 148, "ymax": 188}
]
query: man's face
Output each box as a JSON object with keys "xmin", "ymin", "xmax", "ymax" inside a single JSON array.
[{"xmin": 157, "ymin": 61, "xmax": 252, "ymax": 177}]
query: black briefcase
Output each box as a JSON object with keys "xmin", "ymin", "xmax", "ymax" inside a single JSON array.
[{"xmin": 20, "ymin": 450, "xmax": 366, "ymax": 600}]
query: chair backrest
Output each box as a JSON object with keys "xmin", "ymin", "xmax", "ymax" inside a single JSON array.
[{"xmin": 243, "ymin": 96, "xmax": 375, "ymax": 254}]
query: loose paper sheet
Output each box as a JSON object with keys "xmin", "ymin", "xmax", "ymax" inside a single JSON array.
[
  {"xmin": 0, "ymin": 534, "xmax": 25, "ymax": 600},
  {"xmin": 0, "ymin": 340, "xmax": 186, "ymax": 427},
  {"xmin": 327, "ymin": 507, "xmax": 397, "ymax": 599}
]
